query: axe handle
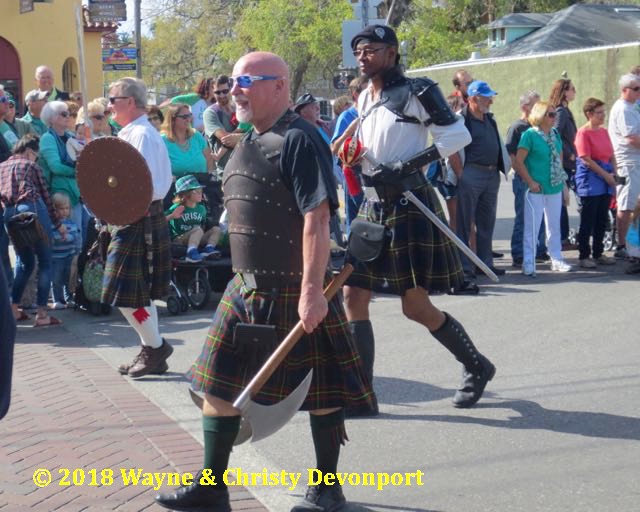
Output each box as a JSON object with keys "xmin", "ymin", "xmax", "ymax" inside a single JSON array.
[{"xmin": 233, "ymin": 264, "xmax": 354, "ymax": 411}]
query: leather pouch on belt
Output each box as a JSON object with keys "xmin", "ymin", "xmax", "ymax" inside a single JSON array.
[
  {"xmin": 348, "ymin": 219, "xmax": 390, "ymax": 262},
  {"xmin": 233, "ymin": 323, "xmax": 278, "ymax": 368}
]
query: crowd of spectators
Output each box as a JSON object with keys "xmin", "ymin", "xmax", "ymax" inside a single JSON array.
[{"xmin": 1, "ymin": 62, "xmax": 639, "ymax": 323}]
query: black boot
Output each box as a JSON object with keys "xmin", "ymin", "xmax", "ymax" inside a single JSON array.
[
  {"xmin": 346, "ymin": 320, "xmax": 379, "ymax": 417},
  {"xmin": 154, "ymin": 471, "xmax": 230, "ymax": 512},
  {"xmin": 431, "ymin": 313, "xmax": 495, "ymax": 408}
]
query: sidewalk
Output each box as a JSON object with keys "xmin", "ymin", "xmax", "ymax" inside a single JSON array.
[{"xmin": 0, "ymin": 322, "xmax": 268, "ymax": 512}]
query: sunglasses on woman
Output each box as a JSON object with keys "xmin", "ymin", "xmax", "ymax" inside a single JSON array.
[
  {"xmin": 175, "ymin": 113, "xmax": 193, "ymax": 119},
  {"xmin": 545, "ymin": 111, "xmax": 557, "ymax": 118},
  {"xmin": 91, "ymin": 114, "xmax": 105, "ymax": 121}
]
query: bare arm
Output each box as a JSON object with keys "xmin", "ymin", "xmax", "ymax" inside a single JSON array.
[
  {"xmin": 298, "ymin": 200, "xmax": 331, "ymax": 334},
  {"xmin": 330, "ymin": 118, "xmax": 359, "ymax": 156},
  {"xmin": 625, "ymin": 134, "xmax": 640, "ymax": 149},
  {"xmin": 512, "ymin": 148, "xmax": 541, "ymax": 193},
  {"xmin": 448, "ymin": 152, "xmax": 463, "ymax": 178}
]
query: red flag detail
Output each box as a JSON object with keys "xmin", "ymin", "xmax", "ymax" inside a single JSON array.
[{"xmin": 132, "ymin": 307, "xmax": 150, "ymax": 324}]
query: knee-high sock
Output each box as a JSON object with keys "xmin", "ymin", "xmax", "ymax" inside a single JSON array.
[
  {"xmin": 349, "ymin": 320, "xmax": 375, "ymax": 385},
  {"xmin": 119, "ymin": 304, "xmax": 163, "ymax": 348},
  {"xmin": 310, "ymin": 409, "xmax": 347, "ymax": 476},
  {"xmin": 203, "ymin": 415, "xmax": 241, "ymax": 489}
]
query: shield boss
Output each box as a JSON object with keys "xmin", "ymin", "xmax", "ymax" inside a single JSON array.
[{"xmin": 77, "ymin": 137, "xmax": 153, "ymax": 225}]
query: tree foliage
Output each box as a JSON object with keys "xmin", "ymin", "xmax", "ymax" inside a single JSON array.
[{"xmin": 216, "ymin": 0, "xmax": 352, "ymax": 99}]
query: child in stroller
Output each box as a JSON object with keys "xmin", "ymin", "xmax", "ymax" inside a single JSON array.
[{"xmin": 165, "ymin": 174, "xmax": 222, "ymax": 262}]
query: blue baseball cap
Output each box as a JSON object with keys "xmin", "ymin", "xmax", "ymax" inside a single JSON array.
[{"xmin": 467, "ymin": 81, "xmax": 498, "ymax": 97}]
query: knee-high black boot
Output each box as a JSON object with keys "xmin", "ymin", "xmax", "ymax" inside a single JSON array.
[
  {"xmin": 347, "ymin": 320, "xmax": 379, "ymax": 417},
  {"xmin": 430, "ymin": 312, "xmax": 496, "ymax": 408}
]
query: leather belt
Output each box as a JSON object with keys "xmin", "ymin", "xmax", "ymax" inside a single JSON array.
[
  {"xmin": 240, "ymin": 272, "xmax": 301, "ymax": 290},
  {"xmin": 467, "ymin": 163, "xmax": 498, "ymax": 171}
]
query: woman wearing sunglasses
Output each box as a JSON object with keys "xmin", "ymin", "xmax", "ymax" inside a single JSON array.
[
  {"xmin": 160, "ymin": 103, "xmax": 212, "ymax": 209},
  {"xmin": 513, "ymin": 101, "xmax": 572, "ymax": 275},
  {"xmin": 549, "ymin": 78, "xmax": 578, "ymax": 249},
  {"xmin": 39, "ymin": 101, "xmax": 83, "ymax": 251},
  {"xmin": 77, "ymin": 98, "xmax": 111, "ymax": 139}
]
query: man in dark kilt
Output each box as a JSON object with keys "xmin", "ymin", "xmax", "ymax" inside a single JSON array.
[
  {"xmin": 344, "ymin": 25, "xmax": 496, "ymax": 412},
  {"xmin": 102, "ymin": 78, "xmax": 174, "ymax": 378},
  {"xmin": 155, "ymin": 52, "xmax": 374, "ymax": 512}
]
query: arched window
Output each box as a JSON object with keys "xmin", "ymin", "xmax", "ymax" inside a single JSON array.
[
  {"xmin": 62, "ymin": 57, "xmax": 79, "ymax": 93},
  {"xmin": 0, "ymin": 37, "xmax": 22, "ymax": 112}
]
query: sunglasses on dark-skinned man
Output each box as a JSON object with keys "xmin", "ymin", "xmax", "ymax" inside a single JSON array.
[{"xmin": 214, "ymin": 89, "xmax": 230, "ymax": 96}]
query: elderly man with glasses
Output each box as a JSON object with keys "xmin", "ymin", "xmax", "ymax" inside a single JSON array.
[
  {"xmin": 103, "ymin": 77, "xmax": 175, "ymax": 378},
  {"xmin": 608, "ymin": 73, "xmax": 640, "ymax": 260}
]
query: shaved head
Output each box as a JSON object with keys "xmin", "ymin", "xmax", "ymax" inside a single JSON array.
[{"xmin": 231, "ymin": 52, "xmax": 290, "ymax": 132}]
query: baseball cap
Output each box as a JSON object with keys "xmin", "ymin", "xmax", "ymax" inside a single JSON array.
[
  {"xmin": 467, "ymin": 81, "xmax": 498, "ymax": 97},
  {"xmin": 294, "ymin": 93, "xmax": 317, "ymax": 113},
  {"xmin": 175, "ymin": 175, "xmax": 203, "ymax": 194},
  {"xmin": 25, "ymin": 89, "xmax": 49, "ymax": 103},
  {"xmin": 351, "ymin": 24, "xmax": 399, "ymax": 50}
]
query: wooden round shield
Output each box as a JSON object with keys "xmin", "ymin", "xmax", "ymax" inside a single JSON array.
[{"xmin": 77, "ymin": 137, "xmax": 153, "ymax": 225}]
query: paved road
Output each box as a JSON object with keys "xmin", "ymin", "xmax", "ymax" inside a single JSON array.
[{"xmin": 32, "ymin": 180, "xmax": 640, "ymax": 511}]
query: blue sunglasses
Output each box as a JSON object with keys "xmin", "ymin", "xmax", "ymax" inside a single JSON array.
[
  {"xmin": 230, "ymin": 75, "xmax": 282, "ymax": 88},
  {"xmin": 0, "ymin": 96, "xmax": 9, "ymax": 104}
]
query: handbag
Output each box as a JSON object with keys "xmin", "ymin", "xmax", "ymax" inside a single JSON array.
[
  {"xmin": 6, "ymin": 212, "xmax": 47, "ymax": 251},
  {"xmin": 348, "ymin": 219, "xmax": 390, "ymax": 262}
]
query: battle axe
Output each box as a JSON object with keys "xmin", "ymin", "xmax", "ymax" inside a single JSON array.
[{"xmin": 190, "ymin": 264, "xmax": 354, "ymax": 445}]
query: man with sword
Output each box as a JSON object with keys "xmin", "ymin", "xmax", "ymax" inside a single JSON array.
[
  {"xmin": 155, "ymin": 51, "xmax": 373, "ymax": 512},
  {"xmin": 342, "ymin": 25, "xmax": 496, "ymax": 414}
]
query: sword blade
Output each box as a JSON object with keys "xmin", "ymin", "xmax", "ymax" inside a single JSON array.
[{"xmin": 361, "ymin": 152, "xmax": 499, "ymax": 283}]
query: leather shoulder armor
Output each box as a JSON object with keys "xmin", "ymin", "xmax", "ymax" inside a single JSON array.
[{"xmin": 410, "ymin": 77, "xmax": 457, "ymax": 126}]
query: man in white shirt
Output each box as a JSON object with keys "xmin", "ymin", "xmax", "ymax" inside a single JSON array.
[
  {"xmin": 608, "ymin": 73, "xmax": 640, "ymax": 258},
  {"xmin": 103, "ymin": 77, "xmax": 174, "ymax": 378}
]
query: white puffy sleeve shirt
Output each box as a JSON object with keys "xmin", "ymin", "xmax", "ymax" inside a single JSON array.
[{"xmin": 357, "ymin": 88, "xmax": 471, "ymax": 174}]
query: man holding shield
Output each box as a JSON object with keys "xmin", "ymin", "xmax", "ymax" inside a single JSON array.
[
  {"xmin": 102, "ymin": 77, "xmax": 174, "ymax": 378},
  {"xmin": 343, "ymin": 25, "xmax": 496, "ymax": 411}
]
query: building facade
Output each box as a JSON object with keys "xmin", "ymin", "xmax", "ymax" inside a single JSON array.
[{"xmin": 0, "ymin": 0, "xmax": 117, "ymax": 111}]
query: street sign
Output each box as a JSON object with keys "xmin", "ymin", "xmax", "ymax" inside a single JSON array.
[
  {"xmin": 89, "ymin": 1, "xmax": 127, "ymax": 22},
  {"xmin": 102, "ymin": 47, "xmax": 137, "ymax": 71},
  {"xmin": 20, "ymin": 0, "xmax": 34, "ymax": 14}
]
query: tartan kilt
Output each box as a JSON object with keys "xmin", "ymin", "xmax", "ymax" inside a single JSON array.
[
  {"xmin": 188, "ymin": 273, "xmax": 375, "ymax": 411},
  {"xmin": 345, "ymin": 183, "xmax": 464, "ymax": 295},
  {"xmin": 101, "ymin": 200, "xmax": 171, "ymax": 308}
]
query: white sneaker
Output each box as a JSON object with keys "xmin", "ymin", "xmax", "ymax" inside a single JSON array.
[
  {"xmin": 51, "ymin": 302, "xmax": 66, "ymax": 310},
  {"xmin": 551, "ymin": 260, "xmax": 572, "ymax": 272}
]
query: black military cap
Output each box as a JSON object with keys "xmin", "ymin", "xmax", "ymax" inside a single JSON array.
[
  {"xmin": 351, "ymin": 24, "xmax": 399, "ymax": 50},
  {"xmin": 294, "ymin": 93, "xmax": 317, "ymax": 113}
]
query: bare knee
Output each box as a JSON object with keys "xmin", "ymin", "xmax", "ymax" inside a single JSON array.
[
  {"xmin": 203, "ymin": 393, "xmax": 240, "ymax": 417},
  {"xmin": 401, "ymin": 288, "xmax": 444, "ymax": 330},
  {"xmin": 343, "ymin": 286, "xmax": 371, "ymax": 321}
]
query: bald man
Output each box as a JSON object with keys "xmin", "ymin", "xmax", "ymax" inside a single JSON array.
[
  {"xmin": 155, "ymin": 52, "xmax": 373, "ymax": 512},
  {"xmin": 34, "ymin": 65, "xmax": 69, "ymax": 102}
]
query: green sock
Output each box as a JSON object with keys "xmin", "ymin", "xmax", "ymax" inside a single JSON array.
[
  {"xmin": 310, "ymin": 409, "xmax": 347, "ymax": 477},
  {"xmin": 202, "ymin": 415, "xmax": 241, "ymax": 489}
]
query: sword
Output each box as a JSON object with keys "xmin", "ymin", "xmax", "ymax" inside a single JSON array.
[{"xmin": 359, "ymin": 149, "xmax": 499, "ymax": 283}]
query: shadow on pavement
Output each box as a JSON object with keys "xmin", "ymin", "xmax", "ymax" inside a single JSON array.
[
  {"xmin": 383, "ymin": 398, "xmax": 640, "ymax": 441},
  {"xmin": 374, "ymin": 376, "xmax": 455, "ymax": 406}
]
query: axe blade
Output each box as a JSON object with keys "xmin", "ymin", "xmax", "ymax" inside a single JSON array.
[
  {"xmin": 188, "ymin": 371, "xmax": 314, "ymax": 446},
  {"xmin": 236, "ymin": 369, "xmax": 313, "ymax": 445}
]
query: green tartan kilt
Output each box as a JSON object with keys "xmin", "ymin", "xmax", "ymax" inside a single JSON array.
[
  {"xmin": 101, "ymin": 200, "xmax": 171, "ymax": 308},
  {"xmin": 346, "ymin": 183, "xmax": 464, "ymax": 295},
  {"xmin": 188, "ymin": 274, "xmax": 375, "ymax": 411}
]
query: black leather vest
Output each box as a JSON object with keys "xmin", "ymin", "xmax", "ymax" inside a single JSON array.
[{"xmin": 223, "ymin": 113, "xmax": 303, "ymax": 282}]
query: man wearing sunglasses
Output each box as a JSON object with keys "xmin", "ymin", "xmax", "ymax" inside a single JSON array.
[
  {"xmin": 101, "ymin": 78, "xmax": 174, "ymax": 379},
  {"xmin": 203, "ymin": 75, "xmax": 242, "ymax": 174},
  {"xmin": 343, "ymin": 24, "xmax": 495, "ymax": 414},
  {"xmin": 155, "ymin": 52, "xmax": 373, "ymax": 512},
  {"xmin": 608, "ymin": 73, "xmax": 640, "ymax": 259}
]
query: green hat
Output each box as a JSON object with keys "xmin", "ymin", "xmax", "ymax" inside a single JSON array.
[{"xmin": 175, "ymin": 175, "xmax": 202, "ymax": 194}]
